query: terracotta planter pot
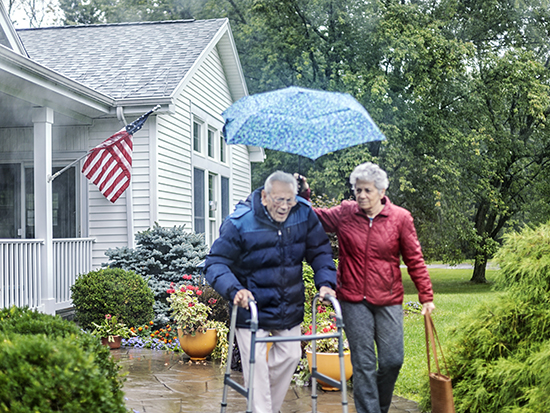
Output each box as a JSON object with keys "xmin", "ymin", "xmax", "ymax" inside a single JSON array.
[
  {"xmin": 177, "ymin": 328, "xmax": 218, "ymax": 360},
  {"xmin": 101, "ymin": 335, "xmax": 122, "ymax": 349},
  {"xmin": 306, "ymin": 350, "xmax": 353, "ymax": 391}
]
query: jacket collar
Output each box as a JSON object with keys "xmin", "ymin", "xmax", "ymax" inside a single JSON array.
[{"xmin": 353, "ymin": 195, "xmax": 391, "ymax": 217}]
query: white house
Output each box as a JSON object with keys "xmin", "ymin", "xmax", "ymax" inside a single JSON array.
[{"xmin": 0, "ymin": 3, "xmax": 264, "ymax": 315}]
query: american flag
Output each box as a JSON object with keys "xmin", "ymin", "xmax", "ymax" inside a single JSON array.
[{"xmin": 82, "ymin": 107, "xmax": 157, "ymax": 203}]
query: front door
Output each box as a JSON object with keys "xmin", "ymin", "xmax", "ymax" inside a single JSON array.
[{"xmin": 0, "ymin": 163, "xmax": 77, "ymax": 239}]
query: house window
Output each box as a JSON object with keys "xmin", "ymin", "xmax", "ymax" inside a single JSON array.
[
  {"xmin": 0, "ymin": 164, "xmax": 21, "ymax": 238},
  {"xmin": 193, "ymin": 121, "xmax": 202, "ymax": 153},
  {"xmin": 208, "ymin": 173, "xmax": 217, "ymax": 242},
  {"xmin": 24, "ymin": 166, "xmax": 77, "ymax": 239},
  {"xmin": 194, "ymin": 168, "xmax": 205, "ymax": 234},
  {"xmin": 220, "ymin": 135, "xmax": 226, "ymax": 163},
  {"xmin": 208, "ymin": 129, "xmax": 215, "ymax": 158},
  {"xmin": 0, "ymin": 163, "xmax": 78, "ymax": 239},
  {"xmin": 191, "ymin": 105, "xmax": 229, "ymax": 244}
]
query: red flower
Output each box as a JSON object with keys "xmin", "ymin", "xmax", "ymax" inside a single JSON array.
[
  {"xmin": 188, "ymin": 302, "xmax": 195, "ymax": 307},
  {"xmin": 187, "ymin": 285, "xmax": 194, "ymax": 290},
  {"xmin": 196, "ymin": 290, "xmax": 203, "ymax": 296},
  {"xmin": 322, "ymin": 327, "xmax": 330, "ymax": 333},
  {"xmin": 208, "ymin": 298, "xmax": 217, "ymax": 305},
  {"xmin": 166, "ymin": 289, "xmax": 175, "ymax": 294}
]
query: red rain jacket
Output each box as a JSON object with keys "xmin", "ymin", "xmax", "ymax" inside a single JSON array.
[{"xmin": 313, "ymin": 196, "xmax": 433, "ymax": 306}]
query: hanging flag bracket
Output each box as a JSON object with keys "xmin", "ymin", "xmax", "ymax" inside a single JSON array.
[{"xmin": 47, "ymin": 105, "xmax": 161, "ymax": 184}]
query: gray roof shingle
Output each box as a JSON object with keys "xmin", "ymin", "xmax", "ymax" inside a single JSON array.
[{"xmin": 17, "ymin": 19, "xmax": 227, "ymax": 100}]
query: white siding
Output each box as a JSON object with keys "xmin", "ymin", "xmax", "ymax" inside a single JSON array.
[
  {"xmin": 156, "ymin": 44, "xmax": 252, "ymax": 231},
  {"xmin": 86, "ymin": 118, "xmax": 153, "ymax": 268}
]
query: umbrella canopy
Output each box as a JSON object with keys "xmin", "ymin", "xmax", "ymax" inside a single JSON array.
[{"xmin": 222, "ymin": 86, "xmax": 386, "ymax": 160}]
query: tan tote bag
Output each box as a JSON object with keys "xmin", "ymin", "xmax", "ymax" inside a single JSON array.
[{"xmin": 425, "ymin": 313, "xmax": 456, "ymax": 413}]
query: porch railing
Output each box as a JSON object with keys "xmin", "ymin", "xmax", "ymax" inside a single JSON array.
[
  {"xmin": 53, "ymin": 238, "xmax": 95, "ymax": 309},
  {"xmin": 0, "ymin": 238, "xmax": 94, "ymax": 312},
  {"xmin": 0, "ymin": 239, "xmax": 43, "ymax": 310}
]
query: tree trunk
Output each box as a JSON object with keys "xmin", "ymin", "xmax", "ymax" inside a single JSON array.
[{"xmin": 470, "ymin": 256, "xmax": 488, "ymax": 283}]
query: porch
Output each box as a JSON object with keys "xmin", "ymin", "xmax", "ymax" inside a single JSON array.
[{"xmin": 0, "ymin": 237, "xmax": 94, "ymax": 314}]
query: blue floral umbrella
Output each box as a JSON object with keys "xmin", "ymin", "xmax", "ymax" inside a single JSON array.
[{"xmin": 222, "ymin": 86, "xmax": 386, "ymax": 159}]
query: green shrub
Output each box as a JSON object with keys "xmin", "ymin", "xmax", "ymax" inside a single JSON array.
[
  {"xmin": 71, "ymin": 268, "xmax": 154, "ymax": 331},
  {"xmin": 105, "ymin": 224, "xmax": 208, "ymax": 327},
  {"xmin": 420, "ymin": 221, "xmax": 550, "ymax": 412},
  {"xmin": 0, "ymin": 307, "xmax": 125, "ymax": 413}
]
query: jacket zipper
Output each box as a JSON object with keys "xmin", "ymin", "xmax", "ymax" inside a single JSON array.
[{"xmin": 363, "ymin": 217, "xmax": 371, "ymax": 300}]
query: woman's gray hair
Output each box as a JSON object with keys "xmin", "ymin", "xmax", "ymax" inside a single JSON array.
[
  {"xmin": 264, "ymin": 171, "xmax": 298, "ymax": 194},
  {"xmin": 349, "ymin": 162, "xmax": 389, "ymax": 193}
]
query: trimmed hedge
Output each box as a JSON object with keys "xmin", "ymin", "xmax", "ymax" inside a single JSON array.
[
  {"xmin": 0, "ymin": 307, "xmax": 125, "ymax": 413},
  {"xmin": 71, "ymin": 268, "xmax": 154, "ymax": 331}
]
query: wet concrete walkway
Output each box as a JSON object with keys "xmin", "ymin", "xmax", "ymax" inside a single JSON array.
[{"xmin": 113, "ymin": 347, "xmax": 420, "ymax": 413}]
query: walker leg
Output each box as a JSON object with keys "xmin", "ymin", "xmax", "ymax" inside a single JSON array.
[{"xmin": 220, "ymin": 305, "xmax": 239, "ymax": 413}]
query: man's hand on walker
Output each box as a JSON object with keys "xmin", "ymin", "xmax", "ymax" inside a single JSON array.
[
  {"xmin": 319, "ymin": 286, "xmax": 336, "ymax": 301},
  {"xmin": 421, "ymin": 301, "xmax": 435, "ymax": 315},
  {"xmin": 234, "ymin": 289, "xmax": 255, "ymax": 309}
]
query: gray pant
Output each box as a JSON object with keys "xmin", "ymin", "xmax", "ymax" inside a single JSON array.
[{"xmin": 341, "ymin": 301, "xmax": 404, "ymax": 413}]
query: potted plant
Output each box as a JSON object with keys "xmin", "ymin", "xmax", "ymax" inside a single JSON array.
[
  {"xmin": 167, "ymin": 282, "xmax": 224, "ymax": 360},
  {"xmin": 303, "ymin": 311, "xmax": 353, "ymax": 391},
  {"xmin": 91, "ymin": 314, "xmax": 136, "ymax": 349}
]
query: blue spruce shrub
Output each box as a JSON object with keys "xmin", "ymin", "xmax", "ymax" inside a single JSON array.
[{"xmin": 105, "ymin": 223, "xmax": 209, "ymax": 327}]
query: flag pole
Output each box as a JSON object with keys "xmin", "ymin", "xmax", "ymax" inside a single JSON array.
[{"xmin": 47, "ymin": 105, "xmax": 161, "ymax": 183}]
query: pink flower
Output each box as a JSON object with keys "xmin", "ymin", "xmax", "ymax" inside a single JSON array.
[
  {"xmin": 186, "ymin": 285, "xmax": 194, "ymax": 290},
  {"xmin": 196, "ymin": 290, "xmax": 203, "ymax": 296},
  {"xmin": 188, "ymin": 302, "xmax": 195, "ymax": 307},
  {"xmin": 170, "ymin": 282, "xmax": 175, "ymax": 287},
  {"xmin": 180, "ymin": 286, "xmax": 185, "ymax": 292},
  {"xmin": 166, "ymin": 289, "xmax": 175, "ymax": 294},
  {"xmin": 105, "ymin": 314, "xmax": 112, "ymax": 320},
  {"xmin": 208, "ymin": 298, "xmax": 217, "ymax": 305}
]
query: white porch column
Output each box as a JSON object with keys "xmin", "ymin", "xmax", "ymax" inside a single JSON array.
[{"xmin": 33, "ymin": 107, "xmax": 55, "ymax": 315}]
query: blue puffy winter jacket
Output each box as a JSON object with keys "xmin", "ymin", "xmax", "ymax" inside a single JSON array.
[{"xmin": 204, "ymin": 187, "xmax": 336, "ymax": 330}]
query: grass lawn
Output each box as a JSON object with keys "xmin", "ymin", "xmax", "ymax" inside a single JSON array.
[{"xmin": 394, "ymin": 268, "xmax": 502, "ymax": 403}]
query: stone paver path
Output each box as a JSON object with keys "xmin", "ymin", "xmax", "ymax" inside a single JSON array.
[{"xmin": 114, "ymin": 347, "xmax": 420, "ymax": 413}]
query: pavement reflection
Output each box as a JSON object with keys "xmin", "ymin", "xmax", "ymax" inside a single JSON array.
[{"xmin": 113, "ymin": 347, "xmax": 420, "ymax": 413}]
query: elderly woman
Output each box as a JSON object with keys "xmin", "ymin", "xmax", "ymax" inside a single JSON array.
[{"xmin": 298, "ymin": 162, "xmax": 435, "ymax": 413}]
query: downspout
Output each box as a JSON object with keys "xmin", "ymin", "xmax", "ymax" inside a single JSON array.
[{"xmin": 117, "ymin": 107, "xmax": 135, "ymax": 249}]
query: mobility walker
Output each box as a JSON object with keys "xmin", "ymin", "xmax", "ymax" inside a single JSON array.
[{"xmin": 220, "ymin": 294, "xmax": 349, "ymax": 413}]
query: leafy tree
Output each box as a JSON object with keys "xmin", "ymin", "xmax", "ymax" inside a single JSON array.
[
  {"xmin": 59, "ymin": 0, "xmax": 206, "ymax": 25},
  {"xmin": 4, "ymin": 0, "xmax": 62, "ymax": 27}
]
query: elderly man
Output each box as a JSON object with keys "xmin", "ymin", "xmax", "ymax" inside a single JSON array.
[{"xmin": 205, "ymin": 170, "xmax": 336, "ymax": 413}]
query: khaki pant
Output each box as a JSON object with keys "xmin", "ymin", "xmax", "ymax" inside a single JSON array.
[{"xmin": 236, "ymin": 325, "xmax": 301, "ymax": 413}]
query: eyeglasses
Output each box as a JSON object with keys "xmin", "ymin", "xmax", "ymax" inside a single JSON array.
[{"xmin": 268, "ymin": 194, "xmax": 297, "ymax": 207}]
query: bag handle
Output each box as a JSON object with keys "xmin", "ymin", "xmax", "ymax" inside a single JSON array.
[{"xmin": 424, "ymin": 313, "xmax": 449, "ymax": 376}]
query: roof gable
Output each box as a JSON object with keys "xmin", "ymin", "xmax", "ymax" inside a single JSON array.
[
  {"xmin": 0, "ymin": 2, "xmax": 27, "ymax": 55},
  {"xmin": 17, "ymin": 19, "xmax": 229, "ymax": 101}
]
